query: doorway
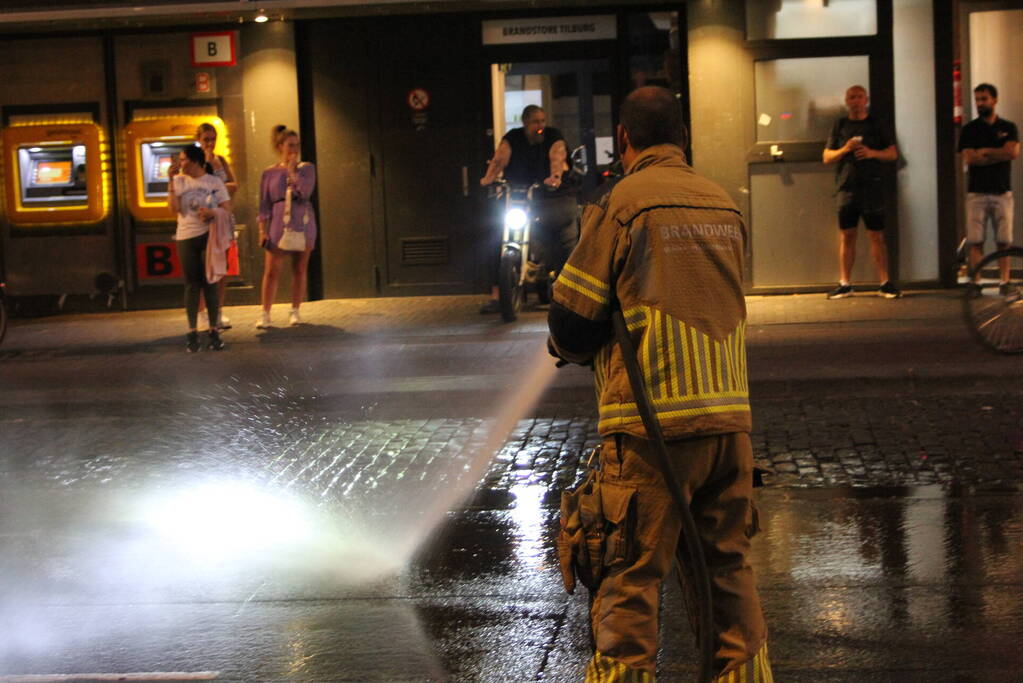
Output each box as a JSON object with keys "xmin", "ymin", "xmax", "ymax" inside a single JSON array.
[
  {"xmin": 488, "ymin": 59, "xmax": 614, "ymax": 192},
  {"xmin": 742, "ymin": 1, "xmax": 896, "ymax": 292}
]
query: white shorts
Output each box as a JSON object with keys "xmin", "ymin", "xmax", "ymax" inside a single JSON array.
[{"xmin": 966, "ymin": 192, "xmax": 1014, "ymax": 245}]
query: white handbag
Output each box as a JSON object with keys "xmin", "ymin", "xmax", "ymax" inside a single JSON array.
[
  {"xmin": 278, "ymin": 228, "xmax": 306, "ymax": 252},
  {"xmin": 277, "ymin": 176, "xmax": 307, "ymax": 252}
]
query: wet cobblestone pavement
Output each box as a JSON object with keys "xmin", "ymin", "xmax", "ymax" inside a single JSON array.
[{"xmin": 4, "ymin": 400, "xmax": 1020, "ymax": 495}]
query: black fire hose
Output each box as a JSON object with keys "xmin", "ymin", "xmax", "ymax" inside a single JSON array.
[{"xmin": 611, "ymin": 308, "xmax": 716, "ymax": 683}]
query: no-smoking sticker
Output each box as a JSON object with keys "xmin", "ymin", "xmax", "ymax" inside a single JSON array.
[{"xmin": 407, "ymin": 88, "xmax": 430, "ymax": 111}]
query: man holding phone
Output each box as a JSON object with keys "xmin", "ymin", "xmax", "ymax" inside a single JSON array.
[{"xmin": 823, "ymin": 85, "xmax": 900, "ymax": 299}]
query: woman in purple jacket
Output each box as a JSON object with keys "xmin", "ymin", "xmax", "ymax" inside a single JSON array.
[{"xmin": 256, "ymin": 124, "xmax": 317, "ymax": 328}]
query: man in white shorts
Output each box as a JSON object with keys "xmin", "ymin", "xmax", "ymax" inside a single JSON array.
[{"xmin": 958, "ymin": 83, "xmax": 1020, "ymax": 294}]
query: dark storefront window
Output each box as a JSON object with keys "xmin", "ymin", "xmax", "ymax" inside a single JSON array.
[{"xmin": 628, "ymin": 11, "xmax": 683, "ymax": 96}]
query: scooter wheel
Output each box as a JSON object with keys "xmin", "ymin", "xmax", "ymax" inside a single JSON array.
[{"xmin": 499, "ymin": 249, "xmax": 523, "ymax": 322}]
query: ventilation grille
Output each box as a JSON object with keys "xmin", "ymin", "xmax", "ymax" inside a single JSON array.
[{"xmin": 401, "ymin": 237, "xmax": 448, "ymax": 265}]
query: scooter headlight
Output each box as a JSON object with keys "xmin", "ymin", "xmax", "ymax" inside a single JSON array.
[{"xmin": 505, "ymin": 208, "xmax": 528, "ymax": 231}]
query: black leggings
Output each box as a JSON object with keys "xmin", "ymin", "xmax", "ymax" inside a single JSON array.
[{"xmin": 177, "ymin": 233, "xmax": 219, "ymax": 330}]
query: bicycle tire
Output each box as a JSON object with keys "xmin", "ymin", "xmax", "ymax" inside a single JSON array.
[{"xmin": 963, "ymin": 246, "xmax": 1023, "ymax": 354}]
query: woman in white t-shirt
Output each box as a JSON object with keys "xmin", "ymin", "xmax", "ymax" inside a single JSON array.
[
  {"xmin": 195, "ymin": 122, "xmax": 238, "ymax": 331},
  {"xmin": 167, "ymin": 144, "xmax": 232, "ymax": 352}
]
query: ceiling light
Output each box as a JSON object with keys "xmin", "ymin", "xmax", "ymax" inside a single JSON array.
[{"xmin": 254, "ymin": 10, "xmax": 268, "ymax": 23}]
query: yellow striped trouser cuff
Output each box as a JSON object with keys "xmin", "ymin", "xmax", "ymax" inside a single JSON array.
[
  {"xmin": 585, "ymin": 651, "xmax": 654, "ymax": 683},
  {"xmin": 714, "ymin": 642, "xmax": 773, "ymax": 683}
]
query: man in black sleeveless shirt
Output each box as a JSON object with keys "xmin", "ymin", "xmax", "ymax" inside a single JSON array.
[
  {"xmin": 958, "ymin": 83, "xmax": 1020, "ymax": 293},
  {"xmin": 478, "ymin": 105, "xmax": 578, "ymax": 312},
  {"xmin": 823, "ymin": 85, "xmax": 900, "ymax": 300}
]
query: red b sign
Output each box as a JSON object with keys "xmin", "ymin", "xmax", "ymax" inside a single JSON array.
[
  {"xmin": 191, "ymin": 32, "xmax": 237, "ymax": 67},
  {"xmin": 136, "ymin": 241, "xmax": 240, "ymax": 283}
]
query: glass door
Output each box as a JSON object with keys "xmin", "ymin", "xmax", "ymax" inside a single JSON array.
[
  {"xmin": 749, "ymin": 55, "xmax": 873, "ymax": 287},
  {"xmin": 743, "ymin": 0, "xmax": 894, "ymax": 291}
]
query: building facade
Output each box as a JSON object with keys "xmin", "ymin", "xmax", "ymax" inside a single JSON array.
[{"xmin": 0, "ymin": 0, "xmax": 1008, "ymax": 309}]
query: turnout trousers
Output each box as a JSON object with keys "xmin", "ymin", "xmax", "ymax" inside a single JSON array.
[{"xmin": 585, "ymin": 432, "xmax": 772, "ymax": 682}]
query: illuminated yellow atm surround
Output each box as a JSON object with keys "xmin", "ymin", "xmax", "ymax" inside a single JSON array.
[
  {"xmin": 2, "ymin": 122, "xmax": 109, "ymax": 226},
  {"xmin": 124, "ymin": 116, "xmax": 231, "ymax": 222}
]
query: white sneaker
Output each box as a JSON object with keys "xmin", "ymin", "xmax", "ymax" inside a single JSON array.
[
  {"xmin": 218, "ymin": 314, "xmax": 231, "ymax": 330},
  {"xmin": 256, "ymin": 311, "xmax": 271, "ymax": 329},
  {"xmin": 288, "ymin": 309, "xmax": 302, "ymax": 326},
  {"xmin": 198, "ymin": 310, "xmax": 210, "ymax": 330}
]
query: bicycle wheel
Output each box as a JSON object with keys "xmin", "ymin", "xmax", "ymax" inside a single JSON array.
[{"xmin": 963, "ymin": 246, "xmax": 1023, "ymax": 353}]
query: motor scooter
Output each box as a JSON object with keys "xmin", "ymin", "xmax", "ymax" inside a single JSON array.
[{"xmin": 489, "ymin": 146, "xmax": 588, "ymax": 322}]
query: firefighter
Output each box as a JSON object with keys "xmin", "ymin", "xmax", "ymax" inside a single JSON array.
[{"xmin": 548, "ymin": 86, "xmax": 773, "ymax": 682}]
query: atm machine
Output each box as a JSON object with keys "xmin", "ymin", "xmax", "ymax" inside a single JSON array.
[
  {"xmin": 1, "ymin": 119, "xmax": 115, "ymax": 299},
  {"xmin": 124, "ymin": 116, "xmax": 229, "ymax": 222},
  {"xmin": 2, "ymin": 122, "xmax": 108, "ymax": 226}
]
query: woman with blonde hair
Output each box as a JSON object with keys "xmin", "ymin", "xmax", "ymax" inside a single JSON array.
[
  {"xmin": 195, "ymin": 122, "xmax": 238, "ymax": 331},
  {"xmin": 256, "ymin": 124, "xmax": 317, "ymax": 328}
]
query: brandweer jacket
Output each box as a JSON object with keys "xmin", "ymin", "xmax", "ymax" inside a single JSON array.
[{"xmin": 548, "ymin": 143, "xmax": 750, "ymax": 440}]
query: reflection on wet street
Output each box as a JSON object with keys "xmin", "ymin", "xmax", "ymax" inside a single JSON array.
[{"xmin": 1, "ymin": 298, "xmax": 1022, "ymax": 680}]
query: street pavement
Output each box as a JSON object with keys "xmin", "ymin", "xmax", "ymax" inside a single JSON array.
[{"xmin": 0, "ymin": 291, "xmax": 1021, "ymax": 681}]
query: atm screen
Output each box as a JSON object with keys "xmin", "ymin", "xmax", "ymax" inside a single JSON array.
[
  {"xmin": 18, "ymin": 145, "xmax": 87, "ymax": 204},
  {"xmin": 152, "ymin": 155, "xmax": 173, "ymax": 182},
  {"xmin": 142, "ymin": 142, "xmax": 193, "ymax": 199},
  {"xmin": 33, "ymin": 160, "xmax": 73, "ymax": 186}
]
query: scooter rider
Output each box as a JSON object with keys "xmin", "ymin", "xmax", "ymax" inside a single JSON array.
[{"xmin": 479, "ymin": 104, "xmax": 579, "ymax": 313}]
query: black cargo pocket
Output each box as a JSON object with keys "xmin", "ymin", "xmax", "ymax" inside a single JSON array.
[
  {"xmin": 599, "ymin": 480, "xmax": 637, "ymax": 573},
  {"xmin": 745, "ymin": 501, "xmax": 761, "ymax": 539}
]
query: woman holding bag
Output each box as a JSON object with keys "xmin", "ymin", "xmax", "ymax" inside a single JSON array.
[{"xmin": 256, "ymin": 124, "xmax": 317, "ymax": 328}]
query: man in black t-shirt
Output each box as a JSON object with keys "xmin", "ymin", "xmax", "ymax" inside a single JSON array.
[
  {"xmin": 481, "ymin": 104, "xmax": 569, "ymax": 188},
  {"xmin": 958, "ymin": 83, "xmax": 1020, "ymax": 294},
  {"xmin": 823, "ymin": 85, "xmax": 900, "ymax": 299},
  {"xmin": 478, "ymin": 105, "xmax": 577, "ymax": 312}
]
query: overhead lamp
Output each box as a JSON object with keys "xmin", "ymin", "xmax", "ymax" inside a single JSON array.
[{"xmin": 254, "ymin": 10, "xmax": 268, "ymax": 23}]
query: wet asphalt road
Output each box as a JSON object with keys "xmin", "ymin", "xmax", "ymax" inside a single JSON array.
[{"xmin": 1, "ymin": 295, "xmax": 1022, "ymax": 681}]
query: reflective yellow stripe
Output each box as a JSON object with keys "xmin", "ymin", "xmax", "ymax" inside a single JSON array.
[
  {"xmin": 656, "ymin": 403, "xmax": 751, "ymax": 419},
  {"xmin": 598, "ymin": 403, "xmax": 751, "ymax": 431},
  {"xmin": 739, "ymin": 321, "xmax": 748, "ymax": 391},
  {"xmin": 559, "ymin": 275, "xmax": 608, "ymax": 305},
  {"xmin": 686, "ymin": 326, "xmax": 702, "ymax": 394},
  {"xmin": 666, "ymin": 311, "xmax": 680, "ymax": 397},
  {"xmin": 587, "ymin": 652, "xmax": 654, "ymax": 683},
  {"xmin": 716, "ymin": 642, "xmax": 772, "ymax": 683},
  {"xmin": 601, "ymin": 306, "xmax": 748, "ymax": 428},
  {"xmin": 714, "ymin": 340, "xmax": 724, "ymax": 393},
  {"xmin": 600, "ymin": 393, "xmax": 750, "ymax": 413},
  {"xmin": 679, "ymin": 318, "xmax": 694, "ymax": 396},
  {"xmin": 563, "ymin": 261, "xmax": 609, "ymax": 291}
]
